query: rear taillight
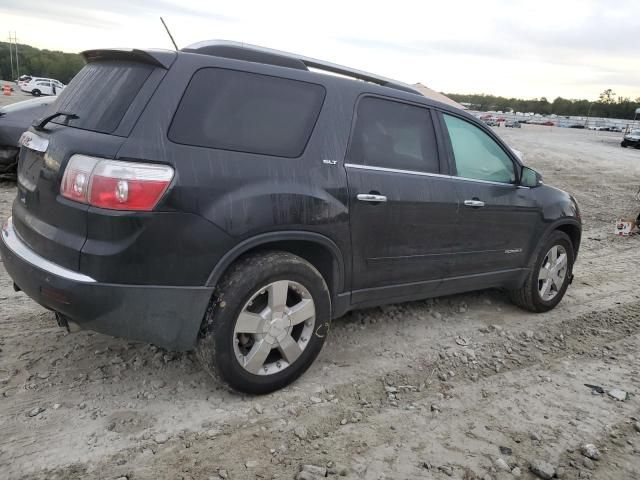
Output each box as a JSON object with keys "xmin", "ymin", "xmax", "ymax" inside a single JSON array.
[{"xmin": 61, "ymin": 155, "xmax": 174, "ymax": 211}]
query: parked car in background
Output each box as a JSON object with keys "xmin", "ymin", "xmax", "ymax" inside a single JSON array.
[
  {"xmin": 20, "ymin": 78, "xmax": 66, "ymax": 96},
  {"xmin": 505, "ymin": 120, "xmax": 521, "ymax": 128},
  {"xmin": 17, "ymin": 75, "xmax": 33, "ymax": 89},
  {"xmin": 541, "ymin": 120, "xmax": 555, "ymax": 126},
  {"xmin": 484, "ymin": 119, "xmax": 500, "ymax": 127},
  {"xmin": 0, "ymin": 41, "xmax": 581, "ymax": 394},
  {"xmin": 0, "ymin": 97, "xmax": 54, "ymax": 175},
  {"xmin": 609, "ymin": 126, "xmax": 623, "ymax": 133},
  {"xmin": 621, "ymin": 129, "xmax": 640, "ymax": 148}
]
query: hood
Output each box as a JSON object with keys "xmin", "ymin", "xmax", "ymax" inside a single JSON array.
[{"xmin": 0, "ymin": 99, "xmax": 52, "ymax": 146}]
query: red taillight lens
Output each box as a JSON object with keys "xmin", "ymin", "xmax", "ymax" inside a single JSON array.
[{"xmin": 61, "ymin": 155, "xmax": 174, "ymax": 211}]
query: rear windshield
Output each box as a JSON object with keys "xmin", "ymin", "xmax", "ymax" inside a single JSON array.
[
  {"xmin": 52, "ymin": 61, "xmax": 153, "ymax": 134},
  {"xmin": 169, "ymin": 68, "xmax": 326, "ymax": 158}
]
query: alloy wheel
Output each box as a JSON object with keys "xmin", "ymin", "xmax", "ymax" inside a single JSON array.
[
  {"xmin": 233, "ymin": 280, "xmax": 315, "ymax": 376},
  {"xmin": 537, "ymin": 245, "xmax": 568, "ymax": 301}
]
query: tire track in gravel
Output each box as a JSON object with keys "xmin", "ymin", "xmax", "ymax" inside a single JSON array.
[
  {"xmin": 2, "ymin": 243, "xmax": 638, "ymax": 478},
  {"xmin": 18, "ymin": 300, "xmax": 640, "ymax": 479}
]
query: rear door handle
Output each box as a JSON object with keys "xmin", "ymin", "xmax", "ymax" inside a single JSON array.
[
  {"xmin": 357, "ymin": 193, "xmax": 387, "ymax": 203},
  {"xmin": 464, "ymin": 199, "xmax": 485, "ymax": 208}
]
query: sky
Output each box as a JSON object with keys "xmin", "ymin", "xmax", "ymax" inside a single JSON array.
[{"xmin": 2, "ymin": 0, "xmax": 639, "ymax": 100}]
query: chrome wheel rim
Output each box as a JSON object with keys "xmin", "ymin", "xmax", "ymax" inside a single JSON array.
[
  {"xmin": 538, "ymin": 245, "xmax": 568, "ymax": 301},
  {"xmin": 233, "ymin": 280, "xmax": 315, "ymax": 376}
]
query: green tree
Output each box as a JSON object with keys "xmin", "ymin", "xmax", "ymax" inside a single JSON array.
[
  {"xmin": 598, "ymin": 89, "xmax": 616, "ymax": 104},
  {"xmin": 445, "ymin": 91, "xmax": 639, "ymax": 120},
  {"xmin": 0, "ymin": 42, "xmax": 85, "ymax": 84}
]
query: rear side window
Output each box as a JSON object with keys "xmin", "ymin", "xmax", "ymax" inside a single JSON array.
[
  {"xmin": 53, "ymin": 61, "xmax": 154, "ymax": 133},
  {"xmin": 347, "ymin": 96, "xmax": 439, "ymax": 173},
  {"xmin": 169, "ymin": 69, "xmax": 326, "ymax": 158}
]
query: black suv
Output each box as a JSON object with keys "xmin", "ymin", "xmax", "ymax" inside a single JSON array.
[{"xmin": 0, "ymin": 41, "xmax": 581, "ymax": 393}]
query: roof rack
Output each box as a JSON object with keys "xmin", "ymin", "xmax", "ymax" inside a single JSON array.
[{"xmin": 182, "ymin": 40, "xmax": 423, "ymax": 96}]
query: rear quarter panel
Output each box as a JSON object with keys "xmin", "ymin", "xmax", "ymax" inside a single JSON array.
[{"xmin": 116, "ymin": 54, "xmax": 357, "ymax": 289}]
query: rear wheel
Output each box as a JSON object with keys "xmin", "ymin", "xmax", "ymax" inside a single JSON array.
[
  {"xmin": 197, "ymin": 251, "xmax": 331, "ymax": 394},
  {"xmin": 0, "ymin": 147, "xmax": 19, "ymax": 175},
  {"xmin": 31, "ymin": 89, "xmax": 41, "ymax": 97},
  {"xmin": 509, "ymin": 231, "xmax": 574, "ymax": 312}
]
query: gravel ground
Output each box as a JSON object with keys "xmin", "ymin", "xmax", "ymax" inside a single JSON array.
[
  {"xmin": 0, "ymin": 88, "xmax": 33, "ymax": 108},
  {"xmin": 1, "ymin": 125, "xmax": 639, "ymax": 480}
]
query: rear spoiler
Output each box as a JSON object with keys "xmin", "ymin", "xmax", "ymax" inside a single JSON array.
[{"xmin": 81, "ymin": 48, "xmax": 177, "ymax": 69}]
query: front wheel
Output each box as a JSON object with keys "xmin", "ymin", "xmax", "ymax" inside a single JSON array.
[
  {"xmin": 509, "ymin": 231, "xmax": 575, "ymax": 312},
  {"xmin": 621, "ymin": 141, "xmax": 628, "ymax": 148},
  {"xmin": 197, "ymin": 251, "xmax": 331, "ymax": 394},
  {"xmin": 31, "ymin": 89, "xmax": 41, "ymax": 97}
]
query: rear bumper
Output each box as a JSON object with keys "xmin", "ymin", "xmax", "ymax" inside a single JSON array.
[{"xmin": 1, "ymin": 216, "xmax": 212, "ymax": 350}]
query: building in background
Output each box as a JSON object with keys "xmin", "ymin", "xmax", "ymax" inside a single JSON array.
[{"xmin": 412, "ymin": 83, "xmax": 466, "ymax": 110}]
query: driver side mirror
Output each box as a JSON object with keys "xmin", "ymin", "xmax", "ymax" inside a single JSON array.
[{"xmin": 520, "ymin": 166, "xmax": 542, "ymax": 187}]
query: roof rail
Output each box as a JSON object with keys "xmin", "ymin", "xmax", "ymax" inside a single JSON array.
[{"xmin": 182, "ymin": 40, "xmax": 423, "ymax": 96}]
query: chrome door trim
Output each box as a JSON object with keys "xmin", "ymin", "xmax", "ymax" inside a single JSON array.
[
  {"xmin": 344, "ymin": 163, "xmax": 530, "ymax": 188},
  {"xmin": 345, "ymin": 163, "xmax": 451, "ymax": 180}
]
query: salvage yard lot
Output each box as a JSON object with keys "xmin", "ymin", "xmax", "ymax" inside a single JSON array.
[{"xmin": 1, "ymin": 125, "xmax": 639, "ymax": 479}]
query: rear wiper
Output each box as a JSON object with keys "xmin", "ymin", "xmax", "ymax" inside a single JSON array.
[{"xmin": 33, "ymin": 111, "xmax": 78, "ymax": 131}]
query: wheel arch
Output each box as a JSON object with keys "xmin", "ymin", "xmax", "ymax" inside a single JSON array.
[
  {"xmin": 553, "ymin": 221, "xmax": 582, "ymax": 259},
  {"xmin": 531, "ymin": 219, "xmax": 581, "ymax": 266},
  {"xmin": 206, "ymin": 231, "xmax": 346, "ymax": 301}
]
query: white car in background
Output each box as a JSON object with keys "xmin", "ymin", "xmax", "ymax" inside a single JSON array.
[{"xmin": 20, "ymin": 78, "xmax": 66, "ymax": 97}]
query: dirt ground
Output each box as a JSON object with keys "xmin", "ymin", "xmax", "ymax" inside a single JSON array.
[
  {"xmin": 1, "ymin": 125, "xmax": 640, "ymax": 480},
  {"xmin": 0, "ymin": 89, "xmax": 32, "ymax": 108}
]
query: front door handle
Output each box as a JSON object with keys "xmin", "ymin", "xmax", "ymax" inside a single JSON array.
[
  {"xmin": 464, "ymin": 199, "xmax": 485, "ymax": 208},
  {"xmin": 357, "ymin": 193, "xmax": 387, "ymax": 203}
]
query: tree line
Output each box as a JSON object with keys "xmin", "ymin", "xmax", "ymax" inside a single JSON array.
[
  {"xmin": 1, "ymin": 41, "xmax": 638, "ymax": 120},
  {"xmin": 0, "ymin": 42, "xmax": 85, "ymax": 84},
  {"xmin": 446, "ymin": 90, "xmax": 640, "ymax": 119}
]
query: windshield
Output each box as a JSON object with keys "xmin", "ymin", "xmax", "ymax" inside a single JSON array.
[
  {"xmin": 630, "ymin": 130, "xmax": 640, "ymax": 135},
  {"xmin": 51, "ymin": 60, "xmax": 154, "ymax": 134}
]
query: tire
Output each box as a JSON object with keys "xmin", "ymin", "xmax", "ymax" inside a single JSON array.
[
  {"xmin": 31, "ymin": 89, "xmax": 41, "ymax": 96},
  {"xmin": 621, "ymin": 141, "xmax": 627, "ymax": 148},
  {"xmin": 0, "ymin": 157, "xmax": 18, "ymax": 174},
  {"xmin": 197, "ymin": 251, "xmax": 331, "ymax": 394},
  {"xmin": 509, "ymin": 231, "xmax": 574, "ymax": 313}
]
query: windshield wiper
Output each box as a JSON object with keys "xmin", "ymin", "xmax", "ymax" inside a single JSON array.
[{"xmin": 33, "ymin": 111, "xmax": 78, "ymax": 131}]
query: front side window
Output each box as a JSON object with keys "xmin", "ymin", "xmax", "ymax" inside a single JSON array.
[
  {"xmin": 169, "ymin": 69, "xmax": 326, "ymax": 158},
  {"xmin": 443, "ymin": 114, "xmax": 515, "ymax": 183},
  {"xmin": 348, "ymin": 97, "xmax": 439, "ymax": 173}
]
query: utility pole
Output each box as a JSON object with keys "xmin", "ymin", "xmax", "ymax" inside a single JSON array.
[
  {"xmin": 584, "ymin": 102, "xmax": 594, "ymax": 128},
  {"xmin": 8, "ymin": 33, "xmax": 15, "ymax": 80},
  {"xmin": 13, "ymin": 32, "xmax": 20, "ymax": 79}
]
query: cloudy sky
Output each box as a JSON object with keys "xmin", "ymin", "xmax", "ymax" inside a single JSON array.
[{"xmin": 2, "ymin": 0, "xmax": 639, "ymax": 100}]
